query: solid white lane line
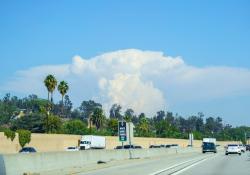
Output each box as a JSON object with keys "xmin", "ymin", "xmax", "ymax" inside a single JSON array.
[
  {"xmin": 170, "ymin": 154, "xmax": 220, "ymax": 175},
  {"xmin": 148, "ymin": 156, "xmax": 210, "ymax": 175},
  {"xmin": 170, "ymin": 157, "xmax": 210, "ymax": 175}
]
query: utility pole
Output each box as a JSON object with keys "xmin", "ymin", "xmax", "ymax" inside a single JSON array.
[
  {"xmin": 122, "ymin": 116, "xmax": 124, "ymax": 149},
  {"xmin": 129, "ymin": 122, "xmax": 131, "ymax": 147},
  {"xmin": 245, "ymin": 132, "xmax": 247, "ymax": 144}
]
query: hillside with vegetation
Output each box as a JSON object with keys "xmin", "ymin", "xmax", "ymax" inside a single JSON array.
[{"xmin": 0, "ymin": 75, "xmax": 249, "ymax": 144}]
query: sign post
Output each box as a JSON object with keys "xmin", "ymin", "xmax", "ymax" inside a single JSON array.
[
  {"xmin": 118, "ymin": 121, "xmax": 127, "ymax": 147},
  {"xmin": 189, "ymin": 133, "xmax": 194, "ymax": 147}
]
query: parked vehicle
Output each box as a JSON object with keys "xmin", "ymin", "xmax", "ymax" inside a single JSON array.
[
  {"xmin": 19, "ymin": 147, "xmax": 37, "ymax": 153},
  {"xmin": 225, "ymin": 144, "xmax": 241, "ymax": 155},
  {"xmin": 66, "ymin": 146, "xmax": 79, "ymax": 151},
  {"xmin": 79, "ymin": 135, "xmax": 106, "ymax": 150},
  {"xmin": 202, "ymin": 138, "xmax": 217, "ymax": 153}
]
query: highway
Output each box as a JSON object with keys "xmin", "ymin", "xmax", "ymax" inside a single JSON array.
[{"xmin": 75, "ymin": 151, "xmax": 250, "ymax": 175}]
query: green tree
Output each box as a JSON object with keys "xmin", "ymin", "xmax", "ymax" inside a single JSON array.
[
  {"xmin": 62, "ymin": 119, "xmax": 87, "ymax": 135},
  {"xmin": 57, "ymin": 81, "xmax": 69, "ymax": 116},
  {"xmin": 79, "ymin": 100, "xmax": 102, "ymax": 120},
  {"xmin": 91, "ymin": 108, "xmax": 105, "ymax": 130},
  {"xmin": 11, "ymin": 113, "xmax": 46, "ymax": 133},
  {"xmin": 124, "ymin": 108, "xmax": 135, "ymax": 122},
  {"xmin": 44, "ymin": 74, "xmax": 57, "ymax": 103},
  {"xmin": 17, "ymin": 129, "xmax": 31, "ymax": 148},
  {"xmin": 47, "ymin": 115, "xmax": 62, "ymax": 133},
  {"xmin": 109, "ymin": 104, "xmax": 122, "ymax": 120},
  {"xmin": 107, "ymin": 118, "xmax": 118, "ymax": 136},
  {"xmin": 4, "ymin": 128, "xmax": 16, "ymax": 141},
  {"xmin": 0, "ymin": 93, "xmax": 18, "ymax": 125},
  {"xmin": 44, "ymin": 75, "xmax": 57, "ymax": 133},
  {"xmin": 136, "ymin": 115, "xmax": 151, "ymax": 137}
]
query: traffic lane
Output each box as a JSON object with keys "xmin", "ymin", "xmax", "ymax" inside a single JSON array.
[
  {"xmin": 76, "ymin": 152, "xmax": 215, "ymax": 175},
  {"xmin": 176, "ymin": 152, "xmax": 250, "ymax": 175}
]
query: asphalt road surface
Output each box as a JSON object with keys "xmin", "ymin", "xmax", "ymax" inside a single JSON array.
[
  {"xmin": 75, "ymin": 151, "xmax": 250, "ymax": 175},
  {"xmin": 173, "ymin": 152, "xmax": 250, "ymax": 175}
]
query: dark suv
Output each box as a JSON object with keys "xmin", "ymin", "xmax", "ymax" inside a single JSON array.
[{"xmin": 202, "ymin": 142, "xmax": 217, "ymax": 153}]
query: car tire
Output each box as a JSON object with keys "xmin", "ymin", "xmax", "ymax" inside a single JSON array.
[
  {"xmin": 239, "ymin": 153, "xmax": 241, "ymax": 156},
  {"xmin": 225, "ymin": 153, "xmax": 228, "ymax": 155}
]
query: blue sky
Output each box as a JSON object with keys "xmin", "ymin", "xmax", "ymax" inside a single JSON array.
[{"xmin": 0, "ymin": 1, "xmax": 250, "ymax": 125}]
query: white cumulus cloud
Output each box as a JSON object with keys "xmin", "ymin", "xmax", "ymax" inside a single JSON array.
[{"xmin": 2, "ymin": 49, "xmax": 250, "ymax": 117}]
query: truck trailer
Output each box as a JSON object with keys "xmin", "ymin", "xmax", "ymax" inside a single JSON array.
[{"xmin": 79, "ymin": 135, "xmax": 106, "ymax": 150}]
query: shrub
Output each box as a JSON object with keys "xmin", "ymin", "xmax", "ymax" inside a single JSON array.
[
  {"xmin": 4, "ymin": 128, "xmax": 16, "ymax": 141},
  {"xmin": 17, "ymin": 129, "xmax": 31, "ymax": 148}
]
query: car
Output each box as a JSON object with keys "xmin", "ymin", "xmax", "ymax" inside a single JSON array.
[
  {"xmin": 123, "ymin": 145, "xmax": 135, "ymax": 149},
  {"xmin": 165, "ymin": 144, "xmax": 179, "ymax": 148},
  {"xmin": 246, "ymin": 144, "xmax": 250, "ymax": 151},
  {"xmin": 115, "ymin": 145, "xmax": 142, "ymax": 149},
  {"xmin": 165, "ymin": 144, "xmax": 171, "ymax": 148},
  {"xmin": 134, "ymin": 145, "xmax": 142, "ymax": 149},
  {"xmin": 66, "ymin": 146, "xmax": 79, "ymax": 151},
  {"xmin": 114, "ymin": 146, "xmax": 123, "ymax": 149},
  {"xmin": 225, "ymin": 144, "xmax": 241, "ymax": 155},
  {"xmin": 19, "ymin": 147, "xmax": 37, "ymax": 153},
  {"xmin": 149, "ymin": 145, "xmax": 161, "ymax": 148},
  {"xmin": 239, "ymin": 144, "xmax": 246, "ymax": 153},
  {"xmin": 202, "ymin": 142, "xmax": 217, "ymax": 153},
  {"xmin": 170, "ymin": 144, "xmax": 179, "ymax": 148}
]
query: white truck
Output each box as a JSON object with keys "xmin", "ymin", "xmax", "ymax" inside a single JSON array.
[
  {"xmin": 202, "ymin": 138, "xmax": 217, "ymax": 153},
  {"xmin": 79, "ymin": 135, "xmax": 106, "ymax": 150}
]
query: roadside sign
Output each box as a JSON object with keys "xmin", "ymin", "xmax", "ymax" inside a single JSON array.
[{"xmin": 118, "ymin": 121, "xmax": 127, "ymax": 142}]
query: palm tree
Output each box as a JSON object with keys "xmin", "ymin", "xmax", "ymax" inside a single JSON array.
[
  {"xmin": 57, "ymin": 81, "xmax": 69, "ymax": 117},
  {"xmin": 44, "ymin": 74, "xmax": 57, "ymax": 103},
  {"xmin": 44, "ymin": 74, "xmax": 57, "ymax": 133},
  {"xmin": 91, "ymin": 108, "xmax": 105, "ymax": 130}
]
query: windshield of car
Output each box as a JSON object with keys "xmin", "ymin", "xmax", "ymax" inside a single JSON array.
[
  {"xmin": 67, "ymin": 147, "xmax": 76, "ymax": 149},
  {"xmin": 80, "ymin": 141, "xmax": 91, "ymax": 144}
]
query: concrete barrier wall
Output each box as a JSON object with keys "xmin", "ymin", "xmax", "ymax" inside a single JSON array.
[
  {"xmin": 0, "ymin": 148, "xmax": 200, "ymax": 175},
  {"xmin": 0, "ymin": 132, "xmax": 235, "ymax": 154}
]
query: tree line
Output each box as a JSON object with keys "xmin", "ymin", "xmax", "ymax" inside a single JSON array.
[{"xmin": 0, "ymin": 74, "xmax": 249, "ymax": 144}]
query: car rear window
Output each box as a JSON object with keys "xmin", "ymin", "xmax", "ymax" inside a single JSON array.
[
  {"xmin": 228, "ymin": 144, "xmax": 238, "ymax": 147},
  {"xmin": 68, "ymin": 147, "xmax": 75, "ymax": 149}
]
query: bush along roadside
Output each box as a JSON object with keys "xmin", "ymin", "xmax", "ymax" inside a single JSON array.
[{"xmin": 4, "ymin": 128, "xmax": 31, "ymax": 148}]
